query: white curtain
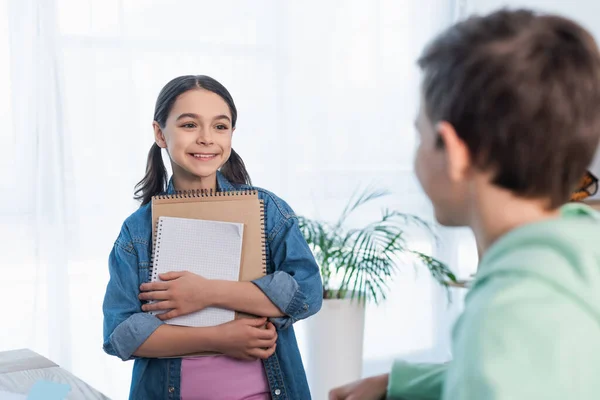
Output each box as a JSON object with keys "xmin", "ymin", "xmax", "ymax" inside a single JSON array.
[{"xmin": 0, "ymin": 0, "xmax": 478, "ymax": 398}]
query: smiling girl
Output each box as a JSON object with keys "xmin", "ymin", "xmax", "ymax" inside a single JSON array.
[{"xmin": 102, "ymin": 75, "xmax": 323, "ymax": 400}]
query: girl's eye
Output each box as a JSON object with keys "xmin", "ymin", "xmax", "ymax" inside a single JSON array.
[
  {"xmin": 215, "ymin": 124, "xmax": 228, "ymax": 130},
  {"xmin": 182, "ymin": 123, "xmax": 196, "ymax": 129}
]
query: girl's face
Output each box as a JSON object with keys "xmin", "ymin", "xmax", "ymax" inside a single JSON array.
[{"xmin": 154, "ymin": 89, "xmax": 233, "ymax": 190}]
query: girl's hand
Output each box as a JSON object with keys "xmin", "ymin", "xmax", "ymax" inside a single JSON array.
[
  {"xmin": 139, "ymin": 271, "xmax": 212, "ymax": 320},
  {"xmin": 213, "ymin": 318, "xmax": 278, "ymax": 361}
]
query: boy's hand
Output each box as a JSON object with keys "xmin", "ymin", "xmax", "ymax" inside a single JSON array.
[
  {"xmin": 213, "ymin": 318, "xmax": 277, "ymax": 360},
  {"xmin": 139, "ymin": 271, "xmax": 212, "ymax": 319},
  {"xmin": 329, "ymin": 374, "xmax": 389, "ymax": 400}
]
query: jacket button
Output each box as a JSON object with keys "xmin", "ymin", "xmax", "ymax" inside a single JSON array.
[
  {"xmin": 168, "ymin": 387, "xmax": 175, "ymax": 393},
  {"xmin": 274, "ymin": 389, "xmax": 281, "ymax": 396},
  {"xmin": 303, "ymin": 304, "xmax": 309, "ymax": 310}
]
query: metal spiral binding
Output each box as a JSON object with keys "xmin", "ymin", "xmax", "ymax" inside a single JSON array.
[
  {"xmin": 259, "ymin": 199, "xmax": 268, "ymax": 275},
  {"xmin": 153, "ymin": 189, "xmax": 258, "ymax": 200},
  {"xmin": 150, "ymin": 218, "xmax": 163, "ymax": 283},
  {"xmin": 147, "ymin": 218, "xmax": 164, "ymax": 316}
]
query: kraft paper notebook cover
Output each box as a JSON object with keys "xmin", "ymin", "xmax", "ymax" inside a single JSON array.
[
  {"xmin": 150, "ymin": 189, "xmax": 267, "ymax": 307},
  {"xmin": 150, "ymin": 216, "xmax": 244, "ymax": 327},
  {"xmin": 149, "ymin": 191, "xmax": 267, "ymax": 357}
]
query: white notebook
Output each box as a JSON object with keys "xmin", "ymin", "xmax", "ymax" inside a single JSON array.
[{"xmin": 149, "ymin": 216, "xmax": 244, "ymax": 327}]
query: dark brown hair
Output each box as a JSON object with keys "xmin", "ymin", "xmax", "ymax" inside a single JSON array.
[
  {"xmin": 418, "ymin": 9, "xmax": 600, "ymax": 207},
  {"xmin": 134, "ymin": 75, "xmax": 251, "ymax": 205}
]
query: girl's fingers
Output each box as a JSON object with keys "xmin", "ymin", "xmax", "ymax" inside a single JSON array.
[
  {"xmin": 254, "ymin": 337, "xmax": 278, "ymax": 349},
  {"xmin": 157, "ymin": 309, "xmax": 180, "ymax": 321},
  {"xmin": 139, "ymin": 290, "xmax": 170, "ymax": 301},
  {"xmin": 255, "ymin": 326, "xmax": 277, "ymax": 340},
  {"xmin": 249, "ymin": 343, "xmax": 277, "ymax": 359},
  {"xmin": 139, "ymin": 281, "xmax": 170, "ymax": 292},
  {"xmin": 159, "ymin": 271, "xmax": 186, "ymax": 281},
  {"xmin": 142, "ymin": 300, "xmax": 175, "ymax": 312}
]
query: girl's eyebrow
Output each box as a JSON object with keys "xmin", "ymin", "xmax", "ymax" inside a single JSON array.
[
  {"xmin": 213, "ymin": 115, "xmax": 231, "ymax": 122},
  {"xmin": 175, "ymin": 113, "xmax": 231, "ymax": 122},
  {"xmin": 176, "ymin": 113, "xmax": 200, "ymax": 121}
]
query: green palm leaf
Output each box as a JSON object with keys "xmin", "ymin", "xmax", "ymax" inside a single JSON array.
[{"xmin": 298, "ymin": 186, "xmax": 456, "ymax": 304}]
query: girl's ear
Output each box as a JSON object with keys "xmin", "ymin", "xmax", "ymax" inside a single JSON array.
[{"xmin": 153, "ymin": 122, "xmax": 167, "ymax": 148}]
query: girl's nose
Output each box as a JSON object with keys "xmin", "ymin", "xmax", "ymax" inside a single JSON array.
[{"xmin": 196, "ymin": 127, "xmax": 213, "ymax": 145}]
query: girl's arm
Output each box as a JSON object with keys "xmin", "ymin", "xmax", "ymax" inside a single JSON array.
[
  {"xmin": 103, "ymin": 225, "xmax": 163, "ymax": 361},
  {"xmin": 138, "ymin": 196, "xmax": 323, "ymax": 329},
  {"xmin": 206, "ymin": 194, "xmax": 323, "ymax": 325},
  {"xmin": 103, "ymin": 224, "xmax": 276, "ymax": 361},
  {"xmin": 248, "ymin": 198, "xmax": 324, "ymax": 329},
  {"xmin": 132, "ymin": 325, "xmax": 218, "ymax": 358},
  {"xmin": 133, "ymin": 318, "xmax": 277, "ymax": 360},
  {"xmin": 140, "ymin": 212, "xmax": 323, "ymax": 327},
  {"xmin": 139, "ymin": 271, "xmax": 285, "ymax": 320},
  {"xmin": 209, "ymin": 281, "xmax": 285, "ymax": 317}
]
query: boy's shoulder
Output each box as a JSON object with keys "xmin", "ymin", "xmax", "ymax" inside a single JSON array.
[
  {"xmin": 478, "ymin": 210, "xmax": 600, "ymax": 282},
  {"xmin": 467, "ymin": 212, "xmax": 600, "ymax": 324},
  {"xmin": 449, "ymin": 250, "xmax": 600, "ymax": 399}
]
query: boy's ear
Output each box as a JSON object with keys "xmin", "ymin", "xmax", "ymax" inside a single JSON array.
[
  {"xmin": 153, "ymin": 122, "xmax": 167, "ymax": 148},
  {"xmin": 436, "ymin": 121, "xmax": 471, "ymax": 182}
]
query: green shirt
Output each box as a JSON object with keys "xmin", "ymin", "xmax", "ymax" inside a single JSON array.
[{"xmin": 388, "ymin": 203, "xmax": 600, "ymax": 399}]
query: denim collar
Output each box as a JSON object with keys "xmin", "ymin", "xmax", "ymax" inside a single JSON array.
[{"xmin": 165, "ymin": 170, "xmax": 235, "ymax": 194}]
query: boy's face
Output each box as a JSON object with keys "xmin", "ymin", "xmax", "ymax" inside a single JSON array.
[{"xmin": 414, "ymin": 96, "xmax": 471, "ymax": 226}]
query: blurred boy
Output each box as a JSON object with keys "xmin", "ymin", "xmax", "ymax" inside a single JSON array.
[{"xmin": 330, "ymin": 8, "xmax": 600, "ymax": 400}]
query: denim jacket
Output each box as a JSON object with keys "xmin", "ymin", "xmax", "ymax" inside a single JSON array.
[{"xmin": 102, "ymin": 172, "xmax": 323, "ymax": 399}]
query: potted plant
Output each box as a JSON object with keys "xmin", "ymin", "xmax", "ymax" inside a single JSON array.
[{"xmin": 297, "ymin": 187, "xmax": 455, "ymax": 397}]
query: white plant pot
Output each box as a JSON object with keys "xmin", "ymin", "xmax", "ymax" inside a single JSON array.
[{"xmin": 304, "ymin": 297, "xmax": 366, "ymax": 400}]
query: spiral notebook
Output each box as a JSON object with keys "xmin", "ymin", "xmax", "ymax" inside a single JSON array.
[
  {"xmin": 150, "ymin": 189, "xmax": 267, "ymax": 321},
  {"xmin": 150, "ymin": 216, "xmax": 244, "ymax": 327}
]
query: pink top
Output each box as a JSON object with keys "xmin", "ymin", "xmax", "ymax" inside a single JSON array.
[{"xmin": 181, "ymin": 355, "xmax": 270, "ymax": 400}]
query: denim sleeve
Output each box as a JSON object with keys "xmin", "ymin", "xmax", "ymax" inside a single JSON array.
[
  {"xmin": 102, "ymin": 225, "xmax": 163, "ymax": 361},
  {"xmin": 252, "ymin": 203, "xmax": 323, "ymax": 330}
]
